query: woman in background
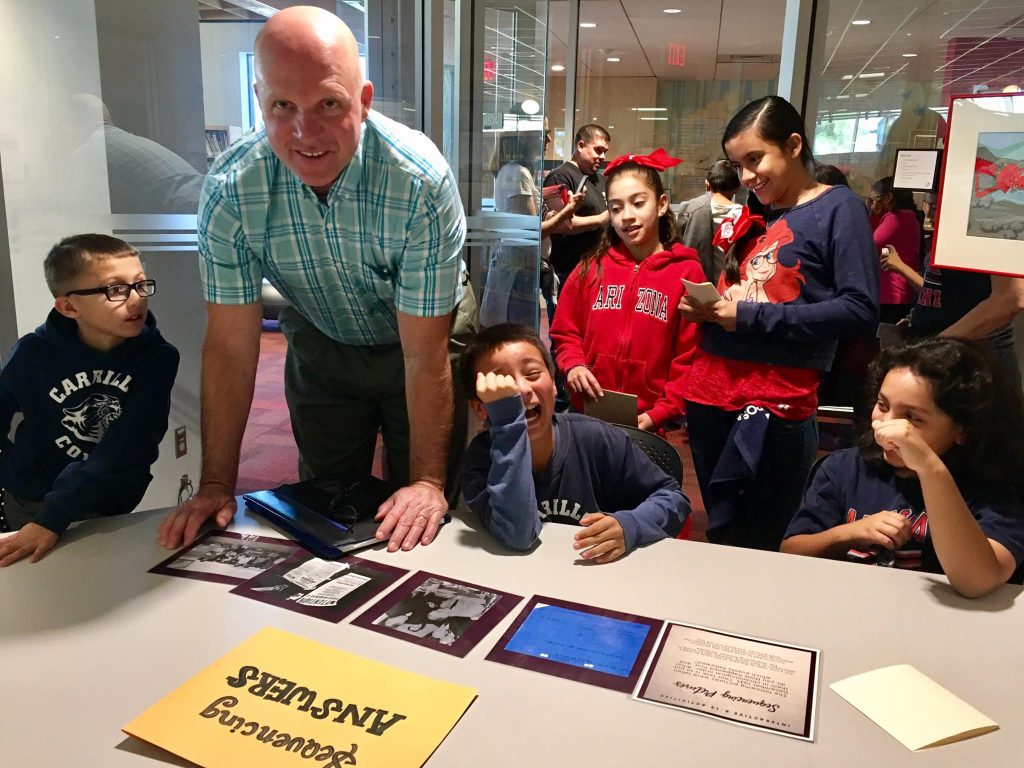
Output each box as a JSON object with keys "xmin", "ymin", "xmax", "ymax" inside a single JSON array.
[{"xmin": 870, "ymin": 176, "xmax": 923, "ymax": 323}]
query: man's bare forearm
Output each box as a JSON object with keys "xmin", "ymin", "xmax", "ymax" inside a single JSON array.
[
  {"xmin": 199, "ymin": 303, "xmax": 263, "ymax": 491},
  {"xmin": 396, "ymin": 312, "xmax": 455, "ymax": 491},
  {"xmin": 940, "ymin": 276, "xmax": 1024, "ymax": 339},
  {"xmin": 571, "ymin": 210, "xmax": 609, "ymax": 231},
  {"xmin": 405, "ymin": 346, "xmax": 453, "ymax": 489}
]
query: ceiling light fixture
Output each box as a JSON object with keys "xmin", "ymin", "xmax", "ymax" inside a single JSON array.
[
  {"xmin": 902, "ymin": 53, "xmax": 917, "ymax": 58},
  {"xmin": 640, "ymin": 117, "xmax": 669, "ymax": 121},
  {"xmin": 580, "ymin": 22, "xmax": 597, "ymax": 28},
  {"xmin": 631, "ymin": 107, "xmax": 667, "ymax": 111},
  {"xmin": 607, "ymin": 57, "xmax": 620, "ymax": 62},
  {"xmin": 859, "ymin": 72, "xmax": 885, "ymax": 78},
  {"xmin": 851, "ymin": 19, "xmax": 871, "ymax": 25},
  {"xmin": 841, "ymin": 75, "xmax": 854, "ymax": 80},
  {"xmin": 551, "ymin": 64, "xmax": 565, "ymax": 72},
  {"xmin": 521, "ymin": 99, "xmax": 541, "ymax": 115},
  {"xmin": 664, "ymin": 8, "xmax": 682, "ymax": 13},
  {"xmin": 835, "ymin": 94, "xmax": 850, "ymax": 99}
]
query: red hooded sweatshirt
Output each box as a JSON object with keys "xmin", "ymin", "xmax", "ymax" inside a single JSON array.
[{"xmin": 551, "ymin": 241, "xmax": 705, "ymax": 428}]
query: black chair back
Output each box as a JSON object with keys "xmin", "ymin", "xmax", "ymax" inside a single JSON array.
[{"xmin": 615, "ymin": 425, "xmax": 683, "ymax": 485}]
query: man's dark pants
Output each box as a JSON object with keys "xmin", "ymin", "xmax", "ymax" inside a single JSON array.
[{"xmin": 279, "ymin": 306, "xmax": 467, "ymax": 504}]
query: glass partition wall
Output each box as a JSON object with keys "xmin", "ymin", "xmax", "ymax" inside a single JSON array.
[
  {"xmin": 459, "ymin": 1, "xmax": 550, "ymax": 330},
  {"xmin": 548, "ymin": 0, "xmax": 786, "ymax": 204},
  {"xmin": 812, "ymin": 0, "xmax": 1024, "ymax": 198}
]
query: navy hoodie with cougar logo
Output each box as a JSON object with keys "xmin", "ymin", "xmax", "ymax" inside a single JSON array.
[{"xmin": 0, "ymin": 309, "xmax": 179, "ymax": 535}]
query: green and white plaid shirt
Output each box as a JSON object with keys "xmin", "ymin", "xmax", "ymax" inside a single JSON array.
[{"xmin": 198, "ymin": 111, "xmax": 466, "ymax": 345}]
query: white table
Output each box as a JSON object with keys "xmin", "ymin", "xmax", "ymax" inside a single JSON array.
[{"xmin": 2, "ymin": 505, "xmax": 1021, "ymax": 766}]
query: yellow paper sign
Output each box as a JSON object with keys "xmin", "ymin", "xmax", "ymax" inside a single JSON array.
[{"xmin": 124, "ymin": 626, "xmax": 478, "ymax": 767}]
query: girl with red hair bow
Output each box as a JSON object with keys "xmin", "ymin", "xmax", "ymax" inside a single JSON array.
[{"xmin": 550, "ymin": 149, "xmax": 705, "ymax": 434}]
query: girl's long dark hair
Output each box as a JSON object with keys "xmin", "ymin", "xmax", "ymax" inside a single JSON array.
[
  {"xmin": 857, "ymin": 337, "xmax": 1024, "ymax": 504},
  {"xmin": 720, "ymin": 96, "xmax": 813, "ymax": 285},
  {"xmin": 577, "ymin": 163, "xmax": 679, "ymax": 287}
]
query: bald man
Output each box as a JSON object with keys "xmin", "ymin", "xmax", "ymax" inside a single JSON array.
[{"xmin": 158, "ymin": 7, "xmax": 466, "ymax": 553}]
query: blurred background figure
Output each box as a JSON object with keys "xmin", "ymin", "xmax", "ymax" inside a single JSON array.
[
  {"xmin": 479, "ymin": 131, "xmax": 544, "ymax": 328},
  {"xmin": 869, "ymin": 176, "xmax": 923, "ymax": 323},
  {"xmin": 67, "ymin": 93, "xmax": 204, "ymax": 214},
  {"xmin": 677, "ymin": 159, "xmax": 742, "ymax": 286},
  {"xmin": 813, "ymin": 164, "xmax": 848, "ymax": 187}
]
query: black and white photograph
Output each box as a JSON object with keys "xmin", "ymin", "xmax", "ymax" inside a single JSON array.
[
  {"xmin": 352, "ymin": 571, "xmax": 523, "ymax": 657},
  {"xmin": 149, "ymin": 531, "xmax": 298, "ymax": 585},
  {"xmin": 230, "ymin": 550, "xmax": 408, "ymax": 622}
]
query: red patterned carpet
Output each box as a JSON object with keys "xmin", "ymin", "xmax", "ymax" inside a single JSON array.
[{"xmin": 237, "ymin": 323, "xmax": 708, "ymax": 540}]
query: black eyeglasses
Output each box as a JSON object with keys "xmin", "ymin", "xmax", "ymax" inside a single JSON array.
[{"xmin": 65, "ymin": 279, "xmax": 156, "ymax": 302}]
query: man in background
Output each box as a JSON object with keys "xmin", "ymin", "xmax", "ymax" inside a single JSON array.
[
  {"xmin": 676, "ymin": 159, "xmax": 741, "ymax": 286},
  {"xmin": 544, "ymin": 124, "xmax": 610, "ymax": 290}
]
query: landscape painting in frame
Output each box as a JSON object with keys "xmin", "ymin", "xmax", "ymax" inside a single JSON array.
[{"xmin": 968, "ymin": 131, "xmax": 1024, "ymax": 240}]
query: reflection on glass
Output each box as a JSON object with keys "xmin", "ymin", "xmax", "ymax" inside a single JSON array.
[
  {"xmin": 480, "ymin": 131, "xmax": 545, "ymax": 327},
  {"xmin": 468, "ymin": 2, "xmax": 548, "ymax": 330},
  {"xmin": 812, "ymin": 1, "xmax": 1024, "ymax": 196},
  {"xmin": 65, "ymin": 93, "xmax": 205, "ymax": 215}
]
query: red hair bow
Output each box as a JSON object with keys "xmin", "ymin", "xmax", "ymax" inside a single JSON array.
[
  {"xmin": 713, "ymin": 206, "xmax": 765, "ymax": 250},
  {"xmin": 603, "ymin": 147, "xmax": 683, "ymax": 176}
]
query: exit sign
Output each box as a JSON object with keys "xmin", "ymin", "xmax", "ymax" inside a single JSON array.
[{"xmin": 667, "ymin": 43, "xmax": 686, "ymax": 67}]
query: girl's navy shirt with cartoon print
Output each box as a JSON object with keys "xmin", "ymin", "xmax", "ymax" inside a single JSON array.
[
  {"xmin": 0, "ymin": 309, "xmax": 179, "ymax": 535},
  {"xmin": 701, "ymin": 185, "xmax": 879, "ymax": 371},
  {"xmin": 785, "ymin": 448, "xmax": 1024, "ymax": 575}
]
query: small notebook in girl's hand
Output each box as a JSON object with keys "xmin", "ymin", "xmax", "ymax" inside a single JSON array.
[{"xmin": 682, "ymin": 278, "xmax": 722, "ymax": 305}]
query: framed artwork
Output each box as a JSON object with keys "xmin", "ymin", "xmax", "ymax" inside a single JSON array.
[{"xmin": 933, "ymin": 92, "xmax": 1024, "ymax": 277}]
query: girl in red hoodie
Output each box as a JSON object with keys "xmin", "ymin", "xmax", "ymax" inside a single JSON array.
[{"xmin": 549, "ymin": 149, "xmax": 705, "ymax": 432}]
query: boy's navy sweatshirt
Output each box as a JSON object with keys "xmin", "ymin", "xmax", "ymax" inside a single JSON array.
[
  {"xmin": 460, "ymin": 396, "xmax": 688, "ymax": 551},
  {"xmin": 701, "ymin": 184, "xmax": 879, "ymax": 371},
  {"xmin": 0, "ymin": 309, "xmax": 179, "ymax": 535}
]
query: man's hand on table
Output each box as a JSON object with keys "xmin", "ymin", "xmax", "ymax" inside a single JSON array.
[
  {"xmin": 157, "ymin": 483, "xmax": 236, "ymax": 549},
  {"xmin": 0, "ymin": 523, "xmax": 58, "ymax": 567},
  {"xmin": 374, "ymin": 480, "xmax": 448, "ymax": 553}
]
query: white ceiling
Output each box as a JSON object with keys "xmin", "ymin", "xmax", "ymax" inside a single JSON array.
[
  {"xmin": 820, "ymin": 0, "xmax": 1024, "ymax": 104},
  {"xmin": 546, "ymin": 0, "xmax": 785, "ymax": 80},
  {"xmin": 197, "ymin": 0, "xmax": 335, "ymax": 22},
  {"xmin": 539, "ymin": 0, "xmax": 1024, "ymax": 106},
  {"xmin": 202, "ymin": 0, "xmax": 1024, "ymax": 112}
]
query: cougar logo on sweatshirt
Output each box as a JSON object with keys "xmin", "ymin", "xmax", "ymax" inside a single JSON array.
[{"xmin": 60, "ymin": 393, "xmax": 123, "ymax": 443}]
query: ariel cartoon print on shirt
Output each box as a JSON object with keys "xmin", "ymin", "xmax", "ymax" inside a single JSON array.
[{"xmin": 720, "ymin": 218, "xmax": 805, "ymax": 304}]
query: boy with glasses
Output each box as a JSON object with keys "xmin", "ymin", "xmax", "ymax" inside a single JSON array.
[{"xmin": 0, "ymin": 234, "xmax": 178, "ymax": 565}]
